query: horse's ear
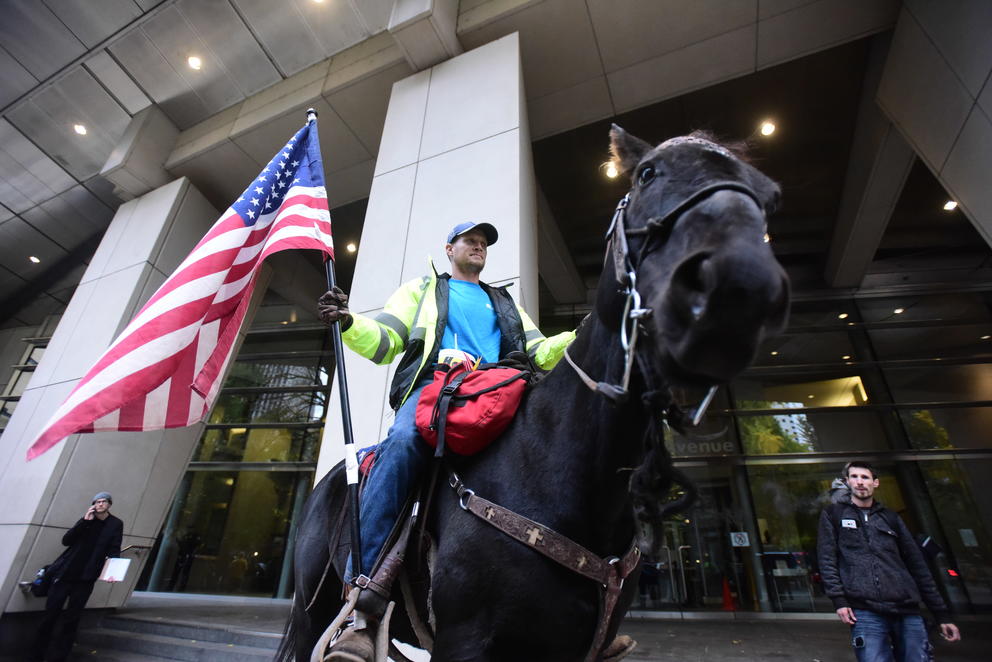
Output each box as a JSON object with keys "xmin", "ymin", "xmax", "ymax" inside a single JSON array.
[{"xmin": 610, "ymin": 124, "xmax": 652, "ymax": 176}]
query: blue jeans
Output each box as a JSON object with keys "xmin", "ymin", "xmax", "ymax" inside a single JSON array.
[
  {"xmin": 346, "ymin": 382, "xmax": 432, "ymax": 581},
  {"xmin": 851, "ymin": 610, "xmax": 933, "ymax": 662}
]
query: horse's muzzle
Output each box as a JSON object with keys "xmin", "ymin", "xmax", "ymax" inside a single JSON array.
[{"xmin": 658, "ymin": 245, "xmax": 789, "ymax": 383}]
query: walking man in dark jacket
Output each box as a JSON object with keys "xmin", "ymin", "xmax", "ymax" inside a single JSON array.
[
  {"xmin": 32, "ymin": 492, "xmax": 124, "ymax": 662},
  {"xmin": 817, "ymin": 462, "xmax": 960, "ymax": 661}
]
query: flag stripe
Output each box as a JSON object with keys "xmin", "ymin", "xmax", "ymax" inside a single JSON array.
[{"xmin": 28, "ymin": 122, "xmax": 334, "ymax": 460}]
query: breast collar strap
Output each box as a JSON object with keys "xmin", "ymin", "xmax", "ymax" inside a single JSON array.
[{"xmin": 566, "ymin": 179, "xmax": 762, "ymax": 422}]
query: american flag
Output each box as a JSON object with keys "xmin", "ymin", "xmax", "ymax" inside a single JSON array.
[{"xmin": 27, "ymin": 119, "xmax": 334, "ymax": 460}]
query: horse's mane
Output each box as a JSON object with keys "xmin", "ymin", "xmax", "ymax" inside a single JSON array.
[{"xmin": 680, "ymin": 130, "xmax": 754, "ymax": 163}]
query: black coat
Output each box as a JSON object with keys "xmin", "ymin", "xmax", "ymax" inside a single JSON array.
[
  {"xmin": 817, "ymin": 499, "xmax": 948, "ymax": 620},
  {"xmin": 54, "ymin": 514, "xmax": 123, "ymax": 582}
]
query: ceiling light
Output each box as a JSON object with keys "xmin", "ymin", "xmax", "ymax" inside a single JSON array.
[
  {"xmin": 759, "ymin": 121, "xmax": 776, "ymax": 136},
  {"xmin": 943, "ymin": 200, "xmax": 957, "ymax": 211},
  {"xmin": 73, "ymin": 124, "xmax": 87, "ymax": 135},
  {"xmin": 605, "ymin": 162, "xmax": 619, "ymax": 179},
  {"xmin": 770, "ymin": 351, "xmax": 778, "ymax": 356},
  {"xmin": 838, "ymin": 313, "xmax": 849, "ymax": 319},
  {"xmin": 187, "ymin": 55, "xmax": 202, "ymax": 70},
  {"xmin": 346, "ymin": 242, "xmax": 357, "ymax": 253},
  {"xmin": 841, "ymin": 355, "xmax": 851, "ymax": 360},
  {"xmin": 893, "ymin": 308, "xmax": 905, "ymax": 314},
  {"xmin": 29, "ymin": 256, "xmax": 41, "ymax": 263},
  {"xmin": 981, "ymin": 335, "xmax": 991, "ymax": 340},
  {"xmin": 807, "ymin": 394, "xmax": 815, "ymax": 399}
]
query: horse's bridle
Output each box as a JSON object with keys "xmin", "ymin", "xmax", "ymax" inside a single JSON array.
[{"xmin": 564, "ymin": 173, "xmax": 765, "ymax": 425}]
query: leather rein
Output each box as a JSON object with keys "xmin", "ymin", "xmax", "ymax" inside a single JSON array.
[{"xmin": 565, "ymin": 177, "xmax": 764, "ymax": 423}]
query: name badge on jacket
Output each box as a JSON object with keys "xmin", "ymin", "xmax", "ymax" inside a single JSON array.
[{"xmin": 841, "ymin": 519, "xmax": 857, "ymax": 529}]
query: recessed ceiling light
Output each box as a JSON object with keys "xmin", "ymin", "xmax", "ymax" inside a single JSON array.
[
  {"xmin": 73, "ymin": 124, "xmax": 87, "ymax": 135},
  {"xmin": 893, "ymin": 308, "xmax": 905, "ymax": 314},
  {"xmin": 29, "ymin": 256, "xmax": 41, "ymax": 263},
  {"xmin": 346, "ymin": 242, "xmax": 357, "ymax": 253},
  {"xmin": 770, "ymin": 351, "xmax": 778, "ymax": 356},
  {"xmin": 187, "ymin": 55, "xmax": 202, "ymax": 70},
  {"xmin": 604, "ymin": 162, "xmax": 619, "ymax": 179},
  {"xmin": 759, "ymin": 121, "xmax": 776, "ymax": 136},
  {"xmin": 841, "ymin": 355, "xmax": 851, "ymax": 360},
  {"xmin": 838, "ymin": 313, "xmax": 849, "ymax": 319},
  {"xmin": 943, "ymin": 200, "xmax": 957, "ymax": 211}
]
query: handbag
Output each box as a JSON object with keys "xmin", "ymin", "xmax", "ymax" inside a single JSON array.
[
  {"xmin": 416, "ymin": 360, "xmax": 529, "ymax": 456},
  {"xmin": 29, "ymin": 551, "xmax": 69, "ymax": 597}
]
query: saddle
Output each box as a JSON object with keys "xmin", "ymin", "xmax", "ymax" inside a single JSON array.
[{"xmin": 334, "ymin": 352, "xmax": 636, "ymax": 661}]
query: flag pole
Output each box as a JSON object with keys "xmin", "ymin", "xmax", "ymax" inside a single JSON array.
[{"xmin": 307, "ymin": 108, "xmax": 363, "ymax": 579}]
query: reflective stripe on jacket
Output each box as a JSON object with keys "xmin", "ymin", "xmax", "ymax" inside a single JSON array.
[{"xmin": 342, "ymin": 268, "xmax": 574, "ymax": 409}]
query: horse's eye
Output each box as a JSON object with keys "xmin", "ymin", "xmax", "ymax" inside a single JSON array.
[{"xmin": 638, "ymin": 165, "xmax": 656, "ymax": 185}]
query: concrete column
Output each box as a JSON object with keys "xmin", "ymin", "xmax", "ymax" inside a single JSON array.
[
  {"xmin": 316, "ymin": 33, "xmax": 537, "ymax": 478},
  {"xmin": 877, "ymin": 1, "xmax": 992, "ymax": 247},
  {"xmin": 0, "ymin": 178, "xmax": 218, "ymax": 615}
]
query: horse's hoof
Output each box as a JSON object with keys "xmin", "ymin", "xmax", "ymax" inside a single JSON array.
[
  {"xmin": 325, "ymin": 626, "xmax": 376, "ymax": 662},
  {"xmin": 602, "ymin": 634, "xmax": 637, "ymax": 662}
]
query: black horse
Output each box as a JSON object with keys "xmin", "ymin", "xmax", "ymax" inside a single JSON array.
[{"xmin": 277, "ymin": 126, "xmax": 789, "ymax": 662}]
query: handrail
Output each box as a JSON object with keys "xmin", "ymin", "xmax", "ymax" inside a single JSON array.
[{"xmin": 121, "ymin": 544, "xmax": 153, "ymax": 553}]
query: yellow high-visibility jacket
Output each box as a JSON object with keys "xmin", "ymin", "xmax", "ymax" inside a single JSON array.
[{"xmin": 342, "ymin": 270, "xmax": 575, "ymax": 410}]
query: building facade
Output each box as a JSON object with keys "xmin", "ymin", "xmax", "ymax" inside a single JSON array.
[{"xmin": 1, "ymin": 1, "xmax": 990, "ymax": 637}]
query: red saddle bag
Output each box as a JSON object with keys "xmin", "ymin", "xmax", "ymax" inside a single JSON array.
[{"xmin": 416, "ymin": 361, "xmax": 528, "ymax": 456}]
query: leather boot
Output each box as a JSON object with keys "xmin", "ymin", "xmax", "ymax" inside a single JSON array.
[
  {"xmin": 325, "ymin": 620, "xmax": 376, "ymax": 662},
  {"xmin": 326, "ymin": 585, "xmax": 387, "ymax": 662},
  {"xmin": 602, "ymin": 634, "xmax": 637, "ymax": 662}
]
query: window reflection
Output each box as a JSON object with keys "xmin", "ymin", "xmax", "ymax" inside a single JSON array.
[
  {"xmin": 917, "ymin": 459, "xmax": 992, "ymax": 612},
  {"xmin": 898, "ymin": 406, "xmax": 992, "ymax": 450},
  {"xmin": 140, "ymin": 470, "xmax": 312, "ymax": 596},
  {"xmin": 209, "ymin": 390, "xmax": 327, "ymax": 424},
  {"xmin": 733, "ymin": 374, "xmax": 869, "ymax": 409},
  {"xmin": 193, "ymin": 427, "xmax": 321, "ymax": 463}
]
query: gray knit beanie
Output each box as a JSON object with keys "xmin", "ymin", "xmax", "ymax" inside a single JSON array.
[{"xmin": 92, "ymin": 491, "xmax": 113, "ymax": 504}]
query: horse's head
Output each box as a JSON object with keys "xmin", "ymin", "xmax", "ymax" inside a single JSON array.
[{"xmin": 602, "ymin": 125, "xmax": 789, "ymax": 386}]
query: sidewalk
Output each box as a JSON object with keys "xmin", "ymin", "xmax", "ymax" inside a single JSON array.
[
  {"xmin": 618, "ymin": 617, "xmax": 987, "ymax": 661},
  {"xmin": 8, "ymin": 592, "xmax": 988, "ymax": 661},
  {"xmin": 113, "ymin": 593, "xmax": 988, "ymax": 661}
]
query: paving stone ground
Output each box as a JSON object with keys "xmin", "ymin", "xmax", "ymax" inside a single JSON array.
[{"xmin": 5, "ymin": 592, "xmax": 989, "ymax": 661}]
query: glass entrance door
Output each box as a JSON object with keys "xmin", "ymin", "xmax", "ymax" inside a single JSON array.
[{"xmin": 635, "ymin": 464, "xmax": 759, "ymax": 612}]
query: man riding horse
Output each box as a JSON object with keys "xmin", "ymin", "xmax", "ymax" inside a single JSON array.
[
  {"xmin": 286, "ymin": 126, "xmax": 789, "ymax": 662},
  {"xmin": 317, "ymin": 221, "xmax": 574, "ymax": 661}
]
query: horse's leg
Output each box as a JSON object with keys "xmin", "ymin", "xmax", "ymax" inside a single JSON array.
[{"xmin": 274, "ymin": 465, "xmax": 349, "ymax": 661}]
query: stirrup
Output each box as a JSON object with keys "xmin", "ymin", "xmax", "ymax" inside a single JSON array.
[{"xmin": 311, "ymin": 592, "xmax": 396, "ymax": 662}]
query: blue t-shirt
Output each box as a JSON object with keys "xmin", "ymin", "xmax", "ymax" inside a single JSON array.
[{"xmin": 440, "ymin": 279, "xmax": 501, "ymax": 363}]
